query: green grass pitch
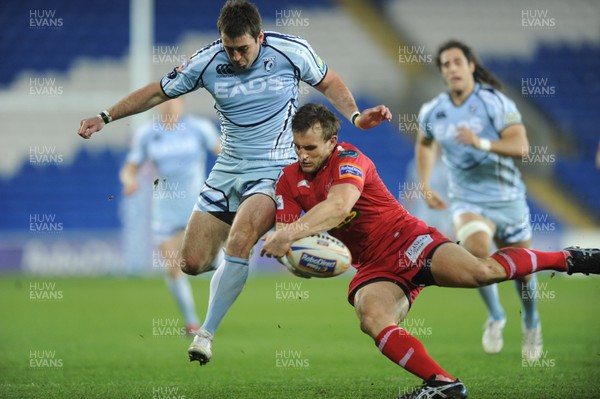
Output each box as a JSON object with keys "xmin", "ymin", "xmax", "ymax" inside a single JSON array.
[{"xmin": 1, "ymin": 272, "xmax": 598, "ymax": 398}]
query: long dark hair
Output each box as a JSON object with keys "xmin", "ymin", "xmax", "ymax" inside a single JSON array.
[{"xmin": 435, "ymin": 40, "xmax": 502, "ymax": 90}]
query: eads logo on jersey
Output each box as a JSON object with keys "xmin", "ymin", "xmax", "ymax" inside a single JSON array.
[{"xmin": 334, "ymin": 209, "xmax": 360, "ymax": 230}]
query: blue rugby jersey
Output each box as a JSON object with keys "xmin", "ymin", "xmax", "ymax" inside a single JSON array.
[
  {"xmin": 160, "ymin": 31, "xmax": 327, "ymax": 161},
  {"xmin": 418, "ymin": 83, "xmax": 526, "ymax": 203}
]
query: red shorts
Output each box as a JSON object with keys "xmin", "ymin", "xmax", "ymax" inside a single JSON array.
[{"xmin": 347, "ymin": 220, "xmax": 450, "ymax": 306}]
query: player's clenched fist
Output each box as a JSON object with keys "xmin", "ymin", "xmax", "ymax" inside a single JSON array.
[{"xmin": 78, "ymin": 115, "xmax": 104, "ymax": 139}]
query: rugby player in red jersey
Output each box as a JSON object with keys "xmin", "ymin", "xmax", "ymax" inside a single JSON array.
[{"xmin": 261, "ymin": 103, "xmax": 600, "ymax": 399}]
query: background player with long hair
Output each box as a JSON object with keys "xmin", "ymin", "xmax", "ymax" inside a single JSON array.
[{"xmin": 415, "ymin": 40, "xmax": 542, "ymax": 359}]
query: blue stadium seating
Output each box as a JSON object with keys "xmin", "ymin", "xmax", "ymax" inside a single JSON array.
[
  {"xmin": 0, "ymin": 148, "xmax": 125, "ymax": 231},
  {"xmin": 0, "ymin": 0, "xmax": 332, "ymax": 87},
  {"xmin": 1, "ymin": 1, "xmax": 575, "ymax": 231},
  {"xmin": 0, "ymin": 0, "xmax": 334, "ymax": 231},
  {"xmin": 484, "ymin": 44, "xmax": 600, "ymax": 221}
]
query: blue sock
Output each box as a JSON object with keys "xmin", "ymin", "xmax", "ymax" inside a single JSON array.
[
  {"xmin": 165, "ymin": 275, "xmax": 200, "ymax": 327},
  {"xmin": 515, "ymin": 275, "xmax": 540, "ymax": 329},
  {"xmin": 202, "ymin": 255, "xmax": 249, "ymax": 335},
  {"xmin": 478, "ymin": 284, "xmax": 506, "ymax": 321}
]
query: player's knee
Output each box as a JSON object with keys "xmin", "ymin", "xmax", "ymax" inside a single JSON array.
[
  {"xmin": 456, "ymin": 221, "xmax": 493, "ymax": 257},
  {"xmin": 225, "ymin": 229, "xmax": 256, "ymax": 258},
  {"xmin": 358, "ymin": 315, "xmax": 376, "ymax": 337},
  {"xmin": 181, "ymin": 257, "xmax": 200, "ymax": 275},
  {"xmin": 358, "ymin": 311, "xmax": 388, "ymax": 339},
  {"xmin": 181, "ymin": 252, "xmax": 212, "ymax": 275}
]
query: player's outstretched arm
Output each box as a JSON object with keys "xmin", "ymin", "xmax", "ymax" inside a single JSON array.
[
  {"xmin": 353, "ymin": 105, "xmax": 393, "ymax": 130},
  {"xmin": 315, "ymin": 69, "xmax": 391, "ymax": 129},
  {"xmin": 78, "ymin": 82, "xmax": 169, "ymax": 139}
]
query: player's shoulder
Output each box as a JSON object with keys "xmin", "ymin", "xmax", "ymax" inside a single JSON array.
[
  {"xmin": 475, "ymin": 84, "xmax": 514, "ymax": 108},
  {"xmin": 335, "ymin": 142, "xmax": 363, "ymax": 159},
  {"xmin": 419, "ymin": 92, "xmax": 448, "ymax": 119},
  {"xmin": 335, "ymin": 142, "xmax": 373, "ymax": 167},
  {"xmin": 187, "ymin": 38, "xmax": 225, "ymax": 66},
  {"xmin": 263, "ymin": 31, "xmax": 312, "ymax": 53}
]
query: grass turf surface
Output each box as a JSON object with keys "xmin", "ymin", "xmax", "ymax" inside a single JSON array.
[{"xmin": 0, "ymin": 273, "xmax": 598, "ymax": 398}]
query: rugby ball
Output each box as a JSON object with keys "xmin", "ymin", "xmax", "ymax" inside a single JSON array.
[{"xmin": 277, "ymin": 233, "xmax": 352, "ymax": 278}]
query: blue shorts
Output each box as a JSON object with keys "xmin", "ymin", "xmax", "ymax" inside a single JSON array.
[
  {"xmin": 152, "ymin": 174, "xmax": 201, "ymax": 245},
  {"xmin": 450, "ymin": 199, "xmax": 532, "ymax": 244},
  {"xmin": 193, "ymin": 154, "xmax": 292, "ymax": 215}
]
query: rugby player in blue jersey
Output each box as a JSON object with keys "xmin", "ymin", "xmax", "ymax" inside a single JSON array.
[
  {"xmin": 78, "ymin": 0, "xmax": 391, "ymax": 365},
  {"xmin": 416, "ymin": 40, "xmax": 542, "ymax": 359},
  {"xmin": 120, "ymin": 97, "xmax": 220, "ymax": 335}
]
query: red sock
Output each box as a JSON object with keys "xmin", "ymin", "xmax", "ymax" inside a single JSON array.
[
  {"xmin": 490, "ymin": 247, "xmax": 569, "ymax": 279},
  {"xmin": 375, "ymin": 325, "xmax": 453, "ymax": 381}
]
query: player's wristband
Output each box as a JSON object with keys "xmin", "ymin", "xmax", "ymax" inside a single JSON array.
[
  {"xmin": 98, "ymin": 110, "xmax": 113, "ymax": 124},
  {"xmin": 478, "ymin": 138, "xmax": 491, "ymax": 152},
  {"xmin": 351, "ymin": 111, "xmax": 364, "ymax": 130}
]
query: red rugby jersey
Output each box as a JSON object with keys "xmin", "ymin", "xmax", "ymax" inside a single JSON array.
[{"xmin": 276, "ymin": 142, "xmax": 419, "ymax": 267}]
